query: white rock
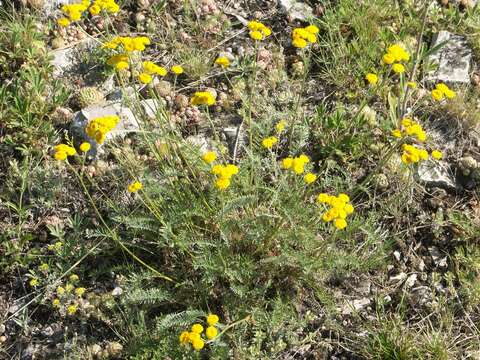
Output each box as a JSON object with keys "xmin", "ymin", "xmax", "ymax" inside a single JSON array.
[
  {"xmin": 405, "ymin": 273, "xmax": 417, "ymax": 288},
  {"xmin": 390, "ymin": 272, "xmax": 407, "ymax": 282},
  {"xmin": 279, "ymin": 0, "xmax": 313, "ymax": 21},
  {"xmin": 426, "ymin": 31, "xmax": 472, "ymax": 84},
  {"xmin": 341, "ymin": 298, "xmax": 371, "ymax": 315},
  {"xmin": 111, "ymin": 287, "xmax": 123, "ymax": 296},
  {"xmin": 417, "ymin": 161, "xmax": 456, "ymax": 189},
  {"xmin": 429, "ymin": 246, "xmax": 448, "ymax": 268}
]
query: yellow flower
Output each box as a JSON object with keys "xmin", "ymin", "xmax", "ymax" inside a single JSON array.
[
  {"xmin": 298, "ymin": 154, "xmax": 310, "ymax": 164},
  {"xmin": 281, "ymin": 157, "xmax": 293, "ymax": 169},
  {"xmin": 382, "ymin": 53, "xmax": 395, "ymax": 65},
  {"xmin": 344, "ymin": 203, "xmax": 354, "ymax": 214},
  {"xmin": 191, "ymin": 91, "xmax": 216, "ymax": 106},
  {"xmin": 202, "ymin": 151, "xmax": 217, "ymax": 164},
  {"xmin": 215, "ymin": 56, "xmax": 230, "ymax": 68},
  {"xmin": 38, "ymin": 263, "xmax": 49, "ymax": 271},
  {"xmin": 57, "ymin": 17, "xmax": 71, "ymax": 27},
  {"xmin": 57, "ymin": 286, "xmax": 65, "ymax": 295},
  {"xmin": 334, "ymin": 218, "xmax": 347, "ymax": 230},
  {"xmin": 138, "ymin": 73, "xmax": 152, "ymax": 84},
  {"xmin": 207, "ymin": 314, "xmax": 219, "ymax": 326},
  {"xmin": 211, "ymin": 164, "xmax": 223, "ymax": 175},
  {"xmin": 292, "ymin": 163, "xmax": 304, "ymax": 175},
  {"xmin": 391, "ymin": 129, "xmax": 402, "ymax": 138},
  {"xmin": 192, "ymin": 338, "xmax": 205, "ymax": 351},
  {"xmin": 115, "ymin": 61, "xmax": 129, "ymax": 70},
  {"xmin": 79, "ymin": 142, "xmax": 91, "ymax": 152},
  {"xmin": 431, "ymin": 150, "xmax": 442, "ymax": 160},
  {"xmin": 392, "ymin": 63, "xmax": 405, "ymax": 74},
  {"xmin": 188, "ymin": 332, "xmax": 201, "ymax": 342},
  {"xmin": 305, "ymin": 25, "xmax": 319, "ymax": 34},
  {"xmin": 250, "ymin": 30, "xmax": 263, "ymax": 41},
  {"xmin": 206, "ymin": 326, "xmax": 218, "ymax": 340},
  {"xmin": 128, "ymin": 181, "xmax": 143, "ymax": 193},
  {"xmin": 304, "ymin": 173, "xmax": 317, "ymax": 184},
  {"xmin": 171, "ymin": 65, "xmax": 184, "ymax": 75},
  {"xmin": 54, "ymin": 151, "xmax": 68, "ymax": 161},
  {"xmin": 401, "ymin": 118, "xmax": 413, "ymax": 127},
  {"xmin": 444, "ymin": 88, "xmax": 456, "ymax": 99},
  {"xmin": 29, "ymin": 278, "xmax": 39, "ymax": 287},
  {"xmin": 69, "ymin": 274, "xmax": 79, "ymax": 282},
  {"xmin": 275, "ymin": 120, "xmax": 287, "ymax": 133},
  {"xmin": 191, "ymin": 323, "xmax": 204, "ymax": 334},
  {"xmin": 52, "ymin": 298, "xmax": 60, "ymax": 307},
  {"xmin": 322, "ymin": 211, "xmax": 334, "ymax": 222},
  {"xmin": 431, "ymin": 89, "xmax": 444, "ymax": 101},
  {"xmin": 261, "ymin": 136, "xmax": 278, "ymax": 149},
  {"xmin": 89, "ymin": 4, "xmax": 101, "ymax": 15},
  {"xmin": 365, "ymin": 73, "xmax": 378, "ymax": 85},
  {"xmin": 67, "ymin": 304, "xmax": 77, "ymax": 315},
  {"xmin": 75, "ymin": 287, "xmax": 86, "ymax": 297},
  {"xmin": 215, "ymin": 177, "xmax": 230, "ymax": 190},
  {"xmin": 387, "ymin": 44, "xmax": 410, "ymax": 62},
  {"xmin": 407, "ymin": 81, "xmax": 417, "ymax": 89},
  {"xmin": 338, "ymin": 193, "xmax": 350, "ymax": 203},
  {"xmin": 65, "ymin": 283, "xmax": 74, "ymax": 293},
  {"xmin": 317, "ymin": 193, "xmax": 330, "ymax": 203},
  {"xmin": 292, "ymin": 37, "xmax": 307, "ymax": 49},
  {"xmin": 179, "ymin": 331, "xmax": 190, "ymax": 344}
]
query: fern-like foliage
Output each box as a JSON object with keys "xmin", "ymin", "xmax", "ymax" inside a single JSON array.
[{"xmin": 155, "ymin": 310, "xmax": 205, "ymax": 332}]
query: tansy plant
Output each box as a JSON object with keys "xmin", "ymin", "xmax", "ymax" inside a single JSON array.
[{"xmin": 179, "ymin": 314, "xmax": 221, "ymax": 352}]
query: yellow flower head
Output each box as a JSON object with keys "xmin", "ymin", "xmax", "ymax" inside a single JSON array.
[
  {"xmin": 261, "ymin": 136, "xmax": 278, "ymax": 149},
  {"xmin": 382, "ymin": 53, "xmax": 395, "ymax": 65},
  {"xmin": 57, "ymin": 286, "xmax": 65, "ymax": 295},
  {"xmin": 75, "ymin": 287, "xmax": 86, "ymax": 297},
  {"xmin": 391, "ymin": 129, "xmax": 402, "ymax": 138},
  {"xmin": 407, "ymin": 81, "xmax": 417, "ymax": 89},
  {"xmin": 275, "ymin": 120, "xmax": 287, "ymax": 133},
  {"xmin": 205, "ymin": 326, "xmax": 218, "ymax": 340},
  {"xmin": 334, "ymin": 218, "xmax": 347, "ymax": 230},
  {"xmin": 215, "ymin": 56, "xmax": 230, "ymax": 68},
  {"xmin": 179, "ymin": 331, "xmax": 190, "ymax": 344},
  {"xmin": 67, "ymin": 304, "xmax": 77, "ymax": 315},
  {"xmin": 281, "ymin": 157, "xmax": 293, "ymax": 169},
  {"xmin": 202, "ymin": 151, "xmax": 217, "ymax": 164},
  {"xmin": 171, "ymin": 65, "xmax": 184, "ymax": 75},
  {"xmin": 250, "ymin": 30, "xmax": 264, "ymax": 41},
  {"xmin": 431, "ymin": 150, "xmax": 442, "ymax": 160},
  {"xmin": 138, "ymin": 73, "xmax": 152, "ymax": 84},
  {"xmin": 431, "ymin": 89, "xmax": 444, "ymax": 101},
  {"xmin": 191, "ymin": 91, "xmax": 216, "ymax": 106},
  {"xmin": 215, "ymin": 177, "xmax": 231, "ymax": 190},
  {"xmin": 29, "ymin": 278, "xmax": 39, "ymax": 287},
  {"xmin": 191, "ymin": 323, "xmax": 204, "ymax": 334},
  {"xmin": 392, "ymin": 63, "xmax": 405, "ymax": 74},
  {"xmin": 192, "ymin": 338, "xmax": 205, "ymax": 351},
  {"xmin": 207, "ymin": 314, "xmax": 219, "ymax": 326},
  {"xmin": 365, "ymin": 73, "xmax": 378, "ymax": 85},
  {"xmin": 52, "ymin": 298, "xmax": 61, "ymax": 307},
  {"xmin": 69, "ymin": 274, "xmax": 79, "ymax": 282},
  {"xmin": 128, "ymin": 181, "xmax": 143, "ymax": 193},
  {"xmin": 79, "ymin": 142, "xmax": 91, "ymax": 152},
  {"xmin": 304, "ymin": 172, "xmax": 317, "ymax": 184},
  {"xmin": 57, "ymin": 17, "xmax": 71, "ymax": 27},
  {"xmin": 305, "ymin": 25, "xmax": 319, "ymax": 34}
]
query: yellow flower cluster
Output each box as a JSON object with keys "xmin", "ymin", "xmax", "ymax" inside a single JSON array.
[
  {"xmin": 79, "ymin": 142, "xmax": 91, "ymax": 152},
  {"xmin": 89, "ymin": 0, "xmax": 120, "ymax": 15},
  {"xmin": 281, "ymin": 154, "xmax": 310, "ymax": 175},
  {"xmin": 247, "ymin": 21, "xmax": 272, "ymax": 41},
  {"xmin": 127, "ymin": 181, "xmax": 143, "ymax": 193},
  {"xmin": 215, "ymin": 56, "xmax": 230, "ymax": 68},
  {"xmin": 291, "ymin": 25, "xmax": 319, "ymax": 49},
  {"xmin": 211, "ymin": 164, "xmax": 239, "ymax": 190},
  {"xmin": 400, "ymin": 144, "xmax": 429, "ymax": 165},
  {"xmin": 365, "ymin": 73, "xmax": 378, "ymax": 85},
  {"xmin": 275, "ymin": 120, "xmax": 287, "ymax": 133},
  {"xmin": 85, "ymin": 115, "xmax": 119, "ymax": 144},
  {"xmin": 317, "ymin": 193, "xmax": 354, "ymax": 230},
  {"xmin": 191, "ymin": 91, "xmax": 216, "ymax": 106},
  {"xmin": 179, "ymin": 314, "xmax": 220, "ymax": 351},
  {"xmin": 136, "ymin": 61, "xmax": 169, "ymax": 84},
  {"xmin": 202, "ymin": 151, "xmax": 217, "ymax": 164},
  {"xmin": 391, "ymin": 118, "xmax": 426, "ymax": 142},
  {"xmin": 57, "ymin": 0, "xmax": 119, "ymax": 26},
  {"xmin": 52, "ymin": 275, "xmax": 87, "ymax": 316},
  {"xmin": 261, "ymin": 136, "xmax": 278, "ymax": 149},
  {"xmin": 54, "ymin": 144, "xmax": 76, "ymax": 161},
  {"xmin": 103, "ymin": 36, "xmax": 151, "ymax": 52},
  {"xmin": 431, "ymin": 83, "xmax": 456, "ymax": 101},
  {"xmin": 382, "ymin": 44, "xmax": 410, "ymax": 75}
]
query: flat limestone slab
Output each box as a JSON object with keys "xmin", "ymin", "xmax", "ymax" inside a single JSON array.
[{"xmin": 426, "ymin": 31, "xmax": 472, "ymax": 84}]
